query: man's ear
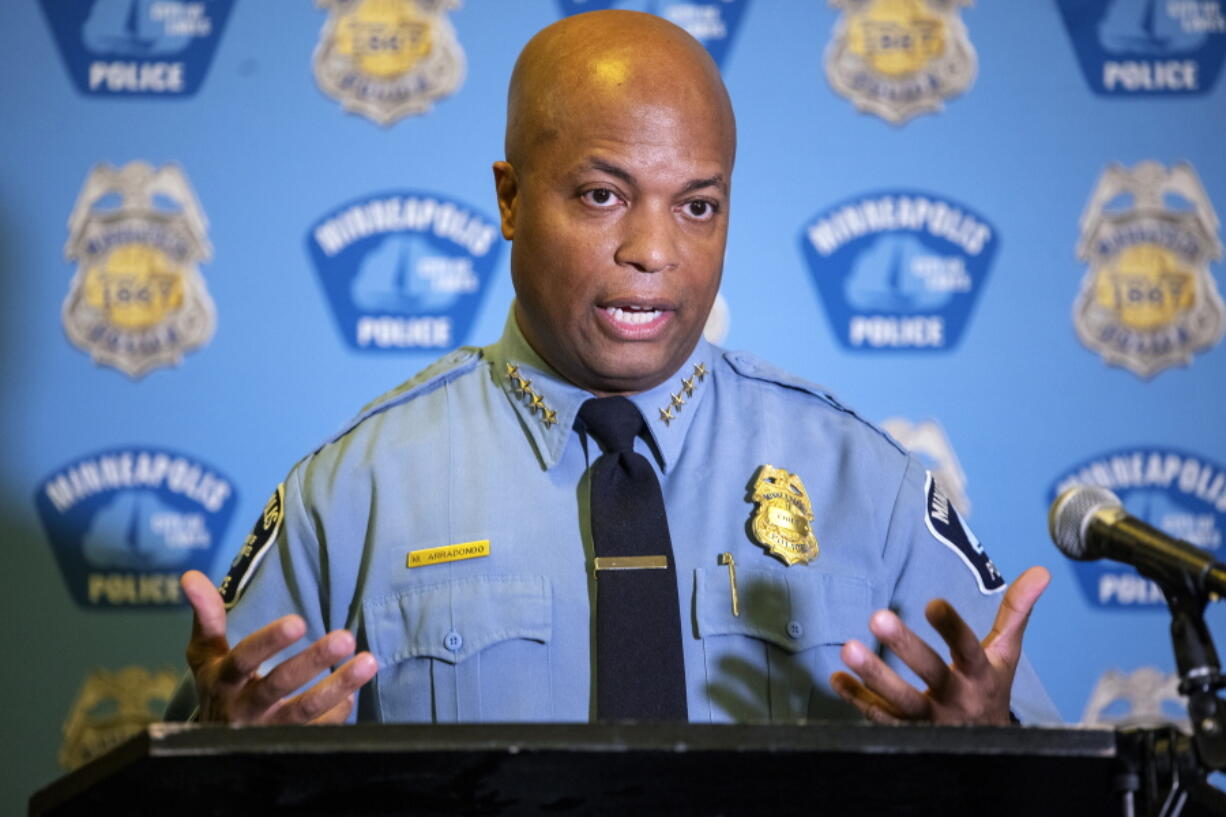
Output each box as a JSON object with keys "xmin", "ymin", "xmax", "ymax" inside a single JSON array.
[{"xmin": 492, "ymin": 161, "xmax": 518, "ymax": 240}]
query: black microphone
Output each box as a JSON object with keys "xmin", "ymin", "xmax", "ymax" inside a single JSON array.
[{"xmin": 1048, "ymin": 485, "xmax": 1226, "ymax": 599}]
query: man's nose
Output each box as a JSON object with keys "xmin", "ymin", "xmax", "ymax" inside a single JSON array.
[{"xmin": 614, "ymin": 203, "xmax": 679, "ymax": 274}]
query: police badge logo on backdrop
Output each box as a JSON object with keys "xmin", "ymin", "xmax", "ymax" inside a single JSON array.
[
  {"xmin": 1049, "ymin": 448, "xmax": 1226, "ymax": 609},
  {"xmin": 825, "ymin": 0, "xmax": 977, "ymax": 124},
  {"xmin": 307, "ymin": 191, "xmax": 502, "ymax": 351},
  {"xmin": 59, "ymin": 666, "xmax": 180, "ymax": 771},
  {"xmin": 800, "ymin": 191, "xmax": 997, "ymax": 350},
  {"xmin": 40, "ymin": 0, "xmax": 235, "ymax": 97},
  {"xmin": 1056, "ymin": 0, "xmax": 1226, "ymax": 96},
  {"xmin": 1073, "ymin": 161, "xmax": 1224, "ymax": 378},
  {"xmin": 880, "ymin": 417, "xmax": 971, "ymax": 517},
  {"xmin": 314, "ymin": 0, "xmax": 466, "ymax": 125},
  {"xmin": 555, "ymin": 0, "xmax": 751, "ymax": 68},
  {"xmin": 1082, "ymin": 666, "xmax": 1189, "ymax": 731},
  {"xmin": 34, "ymin": 448, "xmax": 237, "ymax": 609},
  {"xmin": 62, "ymin": 162, "xmax": 216, "ymax": 378}
]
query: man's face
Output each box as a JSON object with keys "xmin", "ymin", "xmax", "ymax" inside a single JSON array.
[{"xmin": 494, "ymin": 85, "xmax": 733, "ymax": 396}]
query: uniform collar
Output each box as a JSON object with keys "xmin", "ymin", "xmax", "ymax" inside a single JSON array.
[{"xmin": 484, "ymin": 305, "xmax": 715, "ymax": 474}]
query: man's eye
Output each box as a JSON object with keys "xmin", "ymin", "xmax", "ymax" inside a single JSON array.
[
  {"xmin": 684, "ymin": 200, "xmax": 718, "ymax": 220},
  {"xmin": 582, "ymin": 188, "xmax": 619, "ymax": 207}
]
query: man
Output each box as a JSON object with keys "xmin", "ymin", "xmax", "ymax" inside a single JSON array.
[{"xmin": 171, "ymin": 10, "xmax": 1059, "ymax": 726}]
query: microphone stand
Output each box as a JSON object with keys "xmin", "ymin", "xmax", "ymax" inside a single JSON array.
[
  {"xmin": 1161, "ymin": 570, "xmax": 1226, "ymax": 772},
  {"xmin": 1127, "ymin": 568, "xmax": 1226, "ymax": 817}
]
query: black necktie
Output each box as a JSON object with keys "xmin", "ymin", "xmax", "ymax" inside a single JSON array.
[{"xmin": 579, "ymin": 396, "xmax": 687, "ymax": 721}]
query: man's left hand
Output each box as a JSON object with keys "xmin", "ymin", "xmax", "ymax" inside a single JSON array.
[{"xmin": 829, "ymin": 565, "xmax": 1050, "ymax": 726}]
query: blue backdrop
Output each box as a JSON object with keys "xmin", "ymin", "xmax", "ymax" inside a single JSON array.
[{"xmin": 4, "ymin": 1, "xmax": 1226, "ymax": 811}]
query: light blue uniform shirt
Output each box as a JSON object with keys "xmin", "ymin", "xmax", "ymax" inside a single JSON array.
[{"xmin": 185, "ymin": 309, "xmax": 1059, "ymax": 724}]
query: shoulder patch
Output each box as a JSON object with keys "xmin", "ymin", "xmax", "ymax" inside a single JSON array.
[
  {"xmin": 324, "ymin": 346, "xmax": 483, "ymax": 447},
  {"xmin": 219, "ymin": 483, "xmax": 284, "ymax": 609},
  {"xmin": 723, "ymin": 350, "xmax": 906, "ymax": 456},
  {"xmin": 923, "ymin": 472, "xmax": 1005, "ymax": 595}
]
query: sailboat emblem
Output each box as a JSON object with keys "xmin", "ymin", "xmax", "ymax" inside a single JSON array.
[
  {"xmin": 39, "ymin": 0, "xmax": 235, "ymax": 97},
  {"xmin": 306, "ymin": 190, "xmax": 502, "ymax": 352},
  {"xmin": 800, "ymin": 189, "xmax": 998, "ymax": 352},
  {"xmin": 1055, "ymin": 0, "xmax": 1226, "ymax": 96}
]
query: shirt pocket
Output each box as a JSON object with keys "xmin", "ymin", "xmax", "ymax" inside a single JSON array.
[
  {"xmin": 362, "ymin": 575, "xmax": 553, "ymax": 723},
  {"xmin": 694, "ymin": 567, "xmax": 874, "ymax": 723}
]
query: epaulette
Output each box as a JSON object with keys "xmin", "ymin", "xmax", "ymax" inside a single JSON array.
[
  {"xmin": 722, "ymin": 349, "xmax": 907, "ymax": 456},
  {"xmin": 318, "ymin": 347, "xmax": 484, "ymax": 449}
]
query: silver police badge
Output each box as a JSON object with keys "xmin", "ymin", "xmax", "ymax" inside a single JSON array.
[
  {"xmin": 825, "ymin": 0, "xmax": 977, "ymax": 125},
  {"xmin": 62, "ymin": 162, "xmax": 216, "ymax": 378},
  {"xmin": 1074, "ymin": 161, "xmax": 1225, "ymax": 379},
  {"xmin": 314, "ymin": 0, "xmax": 466, "ymax": 126},
  {"xmin": 1081, "ymin": 666, "xmax": 1188, "ymax": 731}
]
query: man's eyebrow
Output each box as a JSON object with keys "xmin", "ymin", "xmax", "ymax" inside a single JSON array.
[
  {"xmin": 584, "ymin": 158, "xmax": 636, "ymax": 186},
  {"xmin": 582, "ymin": 159, "xmax": 727, "ymax": 196},
  {"xmin": 680, "ymin": 175, "xmax": 727, "ymax": 196}
]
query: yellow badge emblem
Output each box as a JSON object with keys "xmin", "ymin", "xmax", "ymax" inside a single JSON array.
[
  {"xmin": 62, "ymin": 162, "xmax": 216, "ymax": 378},
  {"xmin": 749, "ymin": 466, "xmax": 820, "ymax": 566},
  {"xmin": 314, "ymin": 0, "xmax": 466, "ymax": 126},
  {"xmin": 1074, "ymin": 161, "xmax": 1225, "ymax": 377}
]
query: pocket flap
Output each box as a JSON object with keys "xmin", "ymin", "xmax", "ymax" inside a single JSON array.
[
  {"xmin": 364, "ymin": 575, "xmax": 551, "ymax": 665},
  {"xmin": 695, "ymin": 567, "xmax": 873, "ymax": 653}
]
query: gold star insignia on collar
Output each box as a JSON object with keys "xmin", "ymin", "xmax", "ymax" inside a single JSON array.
[
  {"xmin": 656, "ymin": 362, "xmax": 709, "ymax": 426},
  {"xmin": 503, "ymin": 364, "xmax": 557, "ymax": 430}
]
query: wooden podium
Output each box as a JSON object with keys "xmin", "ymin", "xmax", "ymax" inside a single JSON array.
[{"xmin": 28, "ymin": 722, "xmax": 1226, "ymax": 816}]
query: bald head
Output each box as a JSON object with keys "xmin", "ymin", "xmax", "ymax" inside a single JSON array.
[
  {"xmin": 505, "ymin": 10, "xmax": 736, "ymax": 171},
  {"xmin": 492, "ymin": 11, "xmax": 736, "ymax": 395}
]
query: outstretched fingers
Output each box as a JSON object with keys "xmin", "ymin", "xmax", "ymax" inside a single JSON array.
[
  {"xmin": 245, "ymin": 628, "xmax": 358, "ymax": 712},
  {"xmin": 829, "ymin": 670, "xmax": 906, "ymax": 724},
  {"xmin": 310, "ymin": 694, "xmax": 357, "ymax": 725},
  {"xmin": 217, "ymin": 615, "xmax": 308, "ymax": 685},
  {"xmin": 837, "ymin": 638, "xmax": 932, "ymax": 721},
  {"xmin": 868, "ymin": 609, "xmax": 954, "ymax": 695},
  {"xmin": 925, "ymin": 599, "xmax": 989, "ymax": 677},
  {"xmin": 182, "ymin": 570, "xmax": 230, "ymax": 671},
  {"xmin": 180, "ymin": 570, "xmax": 381, "ymax": 725},
  {"xmin": 983, "ymin": 566, "xmax": 1051, "ymax": 668},
  {"xmin": 835, "ymin": 565, "xmax": 1053, "ymax": 726},
  {"xmin": 267, "ymin": 652, "xmax": 378, "ymax": 725}
]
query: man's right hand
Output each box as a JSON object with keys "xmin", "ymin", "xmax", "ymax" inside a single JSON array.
[{"xmin": 181, "ymin": 570, "xmax": 378, "ymax": 724}]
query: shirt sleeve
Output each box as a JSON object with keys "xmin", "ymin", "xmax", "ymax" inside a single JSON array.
[{"xmin": 882, "ymin": 456, "xmax": 1062, "ymax": 724}]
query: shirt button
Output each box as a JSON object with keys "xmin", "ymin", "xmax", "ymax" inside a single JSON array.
[
  {"xmin": 786, "ymin": 620, "xmax": 804, "ymax": 639},
  {"xmin": 443, "ymin": 631, "xmax": 463, "ymax": 652}
]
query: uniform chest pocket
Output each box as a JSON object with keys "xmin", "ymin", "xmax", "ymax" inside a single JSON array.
[
  {"xmin": 363, "ymin": 575, "xmax": 553, "ymax": 723},
  {"xmin": 694, "ymin": 567, "xmax": 874, "ymax": 723}
]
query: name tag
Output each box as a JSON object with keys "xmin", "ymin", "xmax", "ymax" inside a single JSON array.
[{"xmin": 407, "ymin": 540, "xmax": 490, "ymax": 568}]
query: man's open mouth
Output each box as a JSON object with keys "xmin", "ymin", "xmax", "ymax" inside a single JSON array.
[{"xmin": 603, "ymin": 305, "xmax": 664, "ymax": 325}]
